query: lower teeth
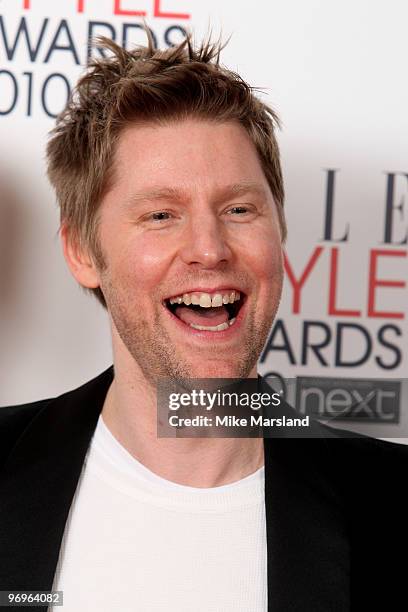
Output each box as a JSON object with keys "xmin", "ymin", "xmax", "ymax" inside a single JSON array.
[{"xmin": 189, "ymin": 317, "xmax": 236, "ymax": 332}]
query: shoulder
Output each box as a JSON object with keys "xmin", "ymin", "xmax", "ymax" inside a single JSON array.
[
  {"xmin": 0, "ymin": 366, "xmax": 114, "ymax": 470},
  {"xmin": 273, "ymin": 420, "xmax": 408, "ymax": 504},
  {"xmin": 322, "ymin": 421, "xmax": 408, "ymax": 457},
  {"xmin": 0, "ymin": 398, "xmax": 52, "ymax": 467},
  {"xmin": 319, "ymin": 421, "xmax": 408, "ymax": 472},
  {"xmin": 317, "ymin": 424, "xmax": 408, "ymax": 509}
]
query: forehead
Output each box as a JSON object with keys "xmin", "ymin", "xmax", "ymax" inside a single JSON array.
[{"xmin": 111, "ymin": 118, "xmax": 271, "ymax": 197}]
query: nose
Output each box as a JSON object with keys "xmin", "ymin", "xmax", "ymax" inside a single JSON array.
[{"xmin": 178, "ymin": 210, "xmax": 232, "ymax": 269}]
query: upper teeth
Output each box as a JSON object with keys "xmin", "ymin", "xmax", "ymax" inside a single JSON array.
[{"xmin": 169, "ymin": 291, "xmax": 241, "ymax": 307}]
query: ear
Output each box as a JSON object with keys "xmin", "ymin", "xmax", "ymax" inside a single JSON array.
[{"xmin": 60, "ymin": 223, "xmax": 100, "ymax": 289}]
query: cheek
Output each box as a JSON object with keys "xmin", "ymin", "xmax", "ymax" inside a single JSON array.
[
  {"xmin": 258, "ymin": 253, "xmax": 283, "ymax": 302},
  {"xmin": 111, "ymin": 233, "xmax": 175, "ymax": 290},
  {"xmin": 244, "ymin": 227, "xmax": 283, "ymax": 285}
]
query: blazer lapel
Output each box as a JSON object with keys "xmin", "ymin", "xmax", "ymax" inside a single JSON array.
[
  {"xmin": 0, "ymin": 367, "xmax": 113, "ymax": 601},
  {"xmin": 257, "ymin": 376, "xmax": 349, "ymax": 610},
  {"xmin": 264, "ymin": 432, "xmax": 350, "ymax": 611}
]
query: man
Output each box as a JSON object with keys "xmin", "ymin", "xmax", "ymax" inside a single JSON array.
[{"xmin": 0, "ymin": 34, "xmax": 407, "ymax": 612}]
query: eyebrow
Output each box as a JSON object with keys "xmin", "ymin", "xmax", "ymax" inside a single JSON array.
[{"xmin": 124, "ymin": 182, "xmax": 269, "ymax": 208}]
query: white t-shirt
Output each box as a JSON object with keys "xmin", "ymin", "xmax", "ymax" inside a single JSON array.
[{"xmin": 51, "ymin": 416, "xmax": 267, "ymax": 611}]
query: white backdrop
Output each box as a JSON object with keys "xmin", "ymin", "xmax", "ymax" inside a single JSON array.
[{"xmin": 1, "ymin": 1, "xmax": 407, "ymax": 437}]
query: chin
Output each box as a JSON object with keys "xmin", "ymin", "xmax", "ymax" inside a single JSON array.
[{"xmin": 186, "ymin": 361, "xmax": 253, "ymax": 380}]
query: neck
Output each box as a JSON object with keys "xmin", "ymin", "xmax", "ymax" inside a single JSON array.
[{"xmin": 101, "ymin": 343, "xmax": 264, "ymax": 488}]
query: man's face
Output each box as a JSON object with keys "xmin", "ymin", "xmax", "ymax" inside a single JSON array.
[{"xmin": 94, "ymin": 119, "xmax": 283, "ymax": 381}]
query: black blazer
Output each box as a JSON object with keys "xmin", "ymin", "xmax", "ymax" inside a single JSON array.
[{"xmin": 1, "ymin": 367, "xmax": 407, "ymax": 611}]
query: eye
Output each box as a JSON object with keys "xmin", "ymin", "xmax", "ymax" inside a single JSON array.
[
  {"xmin": 139, "ymin": 209, "xmax": 179, "ymax": 229},
  {"xmin": 225, "ymin": 204, "xmax": 258, "ymax": 220},
  {"xmin": 223, "ymin": 202, "xmax": 261, "ymax": 225},
  {"xmin": 139, "ymin": 210, "xmax": 174, "ymax": 228},
  {"xmin": 228, "ymin": 206, "xmax": 249, "ymax": 215},
  {"xmin": 149, "ymin": 211, "xmax": 172, "ymax": 221}
]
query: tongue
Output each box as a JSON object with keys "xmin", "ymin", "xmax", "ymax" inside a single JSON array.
[{"xmin": 175, "ymin": 305, "xmax": 229, "ymax": 327}]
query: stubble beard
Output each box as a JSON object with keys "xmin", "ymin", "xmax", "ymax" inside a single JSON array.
[{"xmin": 101, "ymin": 277, "xmax": 279, "ymax": 386}]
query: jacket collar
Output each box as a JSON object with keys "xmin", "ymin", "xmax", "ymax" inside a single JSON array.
[{"xmin": 0, "ymin": 368, "xmax": 349, "ymax": 611}]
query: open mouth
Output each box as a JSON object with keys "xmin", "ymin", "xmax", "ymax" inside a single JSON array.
[{"xmin": 164, "ymin": 290, "xmax": 246, "ymax": 332}]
